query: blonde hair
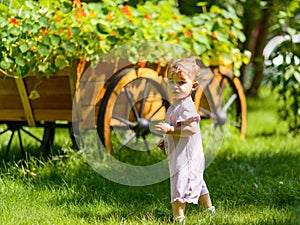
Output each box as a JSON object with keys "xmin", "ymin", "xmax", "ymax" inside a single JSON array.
[{"xmin": 168, "ymin": 58, "xmax": 201, "ymax": 81}]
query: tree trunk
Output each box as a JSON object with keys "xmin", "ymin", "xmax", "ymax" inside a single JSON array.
[{"xmin": 246, "ymin": 9, "xmax": 272, "ymax": 96}]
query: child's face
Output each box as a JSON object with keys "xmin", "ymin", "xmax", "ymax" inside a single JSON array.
[{"xmin": 167, "ymin": 71, "xmax": 198, "ymax": 101}]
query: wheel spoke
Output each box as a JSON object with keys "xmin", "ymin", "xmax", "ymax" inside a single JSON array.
[
  {"xmin": 124, "ymin": 86, "xmax": 139, "ymax": 121},
  {"xmin": 112, "ymin": 115, "xmax": 135, "ymax": 127},
  {"xmin": 148, "ymin": 104, "xmax": 164, "ymax": 120},
  {"xmin": 229, "ymin": 120, "xmax": 241, "ymax": 128},
  {"xmin": 0, "ymin": 129, "xmax": 9, "ymax": 136},
  {"xmin": 223, "ymin": 93, "xmax": 237, "ymax": 112},
  {"xmin": 117, "ymin": 132, "xmax": 136, "ymax": 152},
  {"xmin": 21, "ymin": 128, "xmax": 42, "ymax": 142},
  {"xmin": 18, "ymin": 130, "xmax": 26, "ymax": 158},
  {"xmin": 6, "ymin": 130, "xmax": 15, "ymax": 155},
  {"xmin": 111, "ymin": 125, "xmax": 131, "ymax": 131},
  {"xmin": 151, "ymin": 131, "xmax": 164, "ymax": 137},
  {"xmin": 217, "ymin": 77, "xmax": 226, "ymax": 108},
  {"xmin": 140, "ymin": 79, "xmax": 149, "ymax": 117},
  {"xmin": 199, "ymin": 107, "xmax": 216, "ymax": 120},
  {"xmin": 143, "ymin": 137, "xmax": 150, "ymax": 152}
]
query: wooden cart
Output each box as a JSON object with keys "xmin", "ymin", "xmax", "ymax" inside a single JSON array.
[{"xmin": 0, "ymin": 58, "xmax": 246, "ymax": 158}]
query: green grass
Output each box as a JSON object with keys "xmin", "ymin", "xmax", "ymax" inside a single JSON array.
[{"xmin": 0, "ymin": 88, "xmax": 299, "ymax": 225}]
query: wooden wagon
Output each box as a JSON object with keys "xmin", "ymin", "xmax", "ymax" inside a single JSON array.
[{"xmin": 0, "ymin": 57, "xmax": 246, "ymax": 158}]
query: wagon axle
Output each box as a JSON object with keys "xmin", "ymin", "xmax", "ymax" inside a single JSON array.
[{"xmin": 131, "ymin": 118, "xmax": 151, "ymax": 138}]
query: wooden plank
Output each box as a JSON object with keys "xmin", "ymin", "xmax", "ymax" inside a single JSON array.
[
  {"xmin": 15, "ymin": 78, "xmax": 36, "ymax": 127},
  {"xmin": 0, "ymin": 77, "xmax": 18, "ymax": 94},
  {"xmin": 33, "ymin": 109, "xmax": 72, "ymax": 122},
  {"xmin": 0, "ymin": 110, "xmax": 26, "ymax": 121},
  {"xmin": 0, "ymin": 96, "xmax": 23, "ymax": 109},
  {"xmin": 69, "ymin": 63, "xmax": 77, "ymax": 101},
  {"xmin": 24, "ymin": 76, "xmax": 71, "ymax": 95},
  {"xmin": 30, "ymin": 95, "xmax": 72, "ymax": 109}
]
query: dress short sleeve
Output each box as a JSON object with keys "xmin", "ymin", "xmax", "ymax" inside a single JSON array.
[{"xmin": 176, "ymin": 108, "xmax": 200, "ymax": 126}]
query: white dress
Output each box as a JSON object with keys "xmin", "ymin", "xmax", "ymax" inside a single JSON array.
[{"xmin": 165, "ymin": 96, "xmax": 206, "ymax": 204}]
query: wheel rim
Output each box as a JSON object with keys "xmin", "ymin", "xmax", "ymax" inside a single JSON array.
[
  {"xmin": 194, "ymin": 73, "xmax": 246, "ymax": 138},
  {"xmin": 98, "ymin": 68, "xmax": 170, "ymax": 155}
]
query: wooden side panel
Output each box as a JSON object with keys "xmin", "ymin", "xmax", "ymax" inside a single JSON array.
[{"xmin": 0, "ymin": 62, "xmax": 78, "ymax": 124}]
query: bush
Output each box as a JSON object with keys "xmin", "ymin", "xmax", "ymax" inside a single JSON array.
[{"xmin": 0, "ymin": 0, "xmax": 250, "ymax": 78}]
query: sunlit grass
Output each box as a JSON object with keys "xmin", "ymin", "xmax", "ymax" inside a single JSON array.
[{"xmin": 0, "ymin": 87, "xmax": 299, "ymax": 224}]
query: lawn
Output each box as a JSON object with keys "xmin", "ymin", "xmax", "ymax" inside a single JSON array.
[{"xmin": 0, "ymin": 88, "xmax": 299, "ymax": 225}]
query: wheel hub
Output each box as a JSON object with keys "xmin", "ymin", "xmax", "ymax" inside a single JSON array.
[
  {"xmin": 215, "ymin": 111, "xmax": 227, "ymax": 126},
  {"xmin": 134, "ymin": 118, "xmax": 150, "ymax": 138}
]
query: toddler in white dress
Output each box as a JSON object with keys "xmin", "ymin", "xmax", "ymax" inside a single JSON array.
[{"xmin": 155, "ymin": 58, "xmax": 215, "ymax": 224}]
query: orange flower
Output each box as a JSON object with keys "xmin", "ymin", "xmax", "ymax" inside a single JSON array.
[
  {"xmin": 53, "ymin": 30, "xmax": 59, "ymax": 35},
  {"xmin": 8, "ymin": 17, "xmax": 20, "ymax": 26},
  {"xmin": 73, "ymin": 0, "xmax": 81, "ymax": 6},
  {"xmin": 144, "ymin": 13, "xmax": 151, "ymax": 20},
  {"xmin": 172, "ymin": 15, "xmax": 178, "ymax": 20},
  {"xmin": 110, "ymin": 31, "xmax": 116, "ymax": 36},
  {"xmin": 89, "ymin": 11, "xmax": 96, "ymax": 18},
  {"xmin": 169, "ymin": 31, "xmax": 176, "ymax": 36},
  {"xmin": 184, "ymin": 30, "xmax": 192, "ymax": 37},
  {"xmin": 55, "ymin": 16, "xmax": 60, "ymax": 22},
  {"xmin": 67, "ymin": 28, "xmax": 72, "ymax": 37},
  {"xmin": 229, "ymin": 30, "xmax": 234, "ymax": 38},
  {"xmin": 30, "ymin": 46, "xmax": 36, "ymax": 52},
  {"xmin": 212, "ymin": 31, "xmax": 217, "ymax": 39},
  {"xmin": 76, "ymin": 7, "xmax": 87, "ymax": 17},
  {"xmin": 137, "ymin": 61, "xmax": 146, "ymax": 68},
  {"xmin": 41, "ymin": 29, "xmax": 47, "ymax": 35},
  {"xmin": 98, "ymin": 36, "xmax": 106, "ymax": 40},
  {"xmin": 107, "ymin": 12, "xmax": 113, "ymax": 21},
  {"xmin": 120, "ymin": 5, "xmax": 131, "ymax": 17}
]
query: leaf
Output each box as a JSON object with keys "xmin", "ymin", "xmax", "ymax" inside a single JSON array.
[
  {"xmin": 0, "ymin": 3, "xmax": 9, "ymax": 12},
  {"xmin": 19, "ymin": 43, "xmax": 29, "ymax": 53},
  {"xmin": 43, "ymin": 36, "xmax": 51, "ymax": 46},
  {"xmin": 96, "ymin": 22, "xmax": 110, "ymax": 34},
  {"xmin": 38, "ymin": 63, "xmax": 49, "ymax": 73},
  {"xmin": 39, "ymin": 17, "xmax": 49, "ymax": 27},
  {"xmin": 193, "ymin": 42, "xmax": 206, "ymax": 55},
  {"xmin": 294, "ymin": 70, "xmax": 300, "ymax": 84},
  {"xmin": 8, "ymin": 26, "xmax": 21, "ymax": 36},
  {"xmin": 107, "ymin": 36, "xmax": 118, "ymax": 44},
  {"xmin": 215, "ymin": 31, "xmax": 230, "ymax": 43},
  {"xmin": 0, "ymin": 60, "xmax": 10, "ymax": 70},
  {"xmin": 50, "ymin": 35, "xmax": 61, "ymax": 46},
  {"xmin": 63, "ymin": 43, "xmax": 76, "ymax": 52},
  {"xmin": 242, "ymin": 50, "xmax": 252, "ymax": 64},
  {"xmin": 15, "ymin": 56, "xmax": 25, "ymax": 66},
  {"xmin": 37, "ymin": 44, "xmax": 49, "ymax": 56},
  {"xmin": 60, "ymin": 1, "xmax": 72, "ymax": 14},
  {"xmin": 23, "ymin": 23, "xmax": 34, "ymax": 32},
  {"xmin": 55, "ymin": 55, "xmax": 69, "ymax": 69},
  {"xmin": 70, "ymin": 27, "xmax": 81, "ymax": 35}
]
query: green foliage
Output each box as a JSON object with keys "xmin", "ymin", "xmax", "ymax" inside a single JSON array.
[
  {"xmin": 265, "ymin": 0, "xmax": 300, "ymax": 132},
  {"xmin": 0, "ymin": 0, "xmax": 250, "ymax": 78}
]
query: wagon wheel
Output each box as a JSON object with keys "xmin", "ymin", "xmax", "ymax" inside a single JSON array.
[
  {"xmin": 97, "ymin": 67, "xmax": 170, "ymax": 154},
  {"xmin": 194, "ymin": 73, "xmax": 247, "ymax": 138},
  {"xmin": 0, "ymin": 122, "xmax": 55, "ymax": 159}
]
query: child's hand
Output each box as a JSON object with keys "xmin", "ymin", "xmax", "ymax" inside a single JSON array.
[{"xmin": 155, "ymin": 122, "xmax": 173, "ymax": 134}]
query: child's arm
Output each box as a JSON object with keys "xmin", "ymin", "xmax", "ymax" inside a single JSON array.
[{"xmin": 155, "ymin": 121, "xmax": 197, "ymax": 136}]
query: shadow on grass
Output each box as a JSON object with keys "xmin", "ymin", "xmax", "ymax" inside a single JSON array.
[{"xmin": 1, "ymin": 143, "xmax": 299, "ymax": 224}]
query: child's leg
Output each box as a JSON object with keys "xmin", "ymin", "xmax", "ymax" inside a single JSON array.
[
  {"xmin": 199, "ymin": 181, "xmax": 216, "ymax": 214},
  {"xmin": 199, "ymin": 193, "xmax": 212, "ymax": 208},
  {"xmin": 172, "ymin": 200, "xmax": 186, "ymax": 217}
]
